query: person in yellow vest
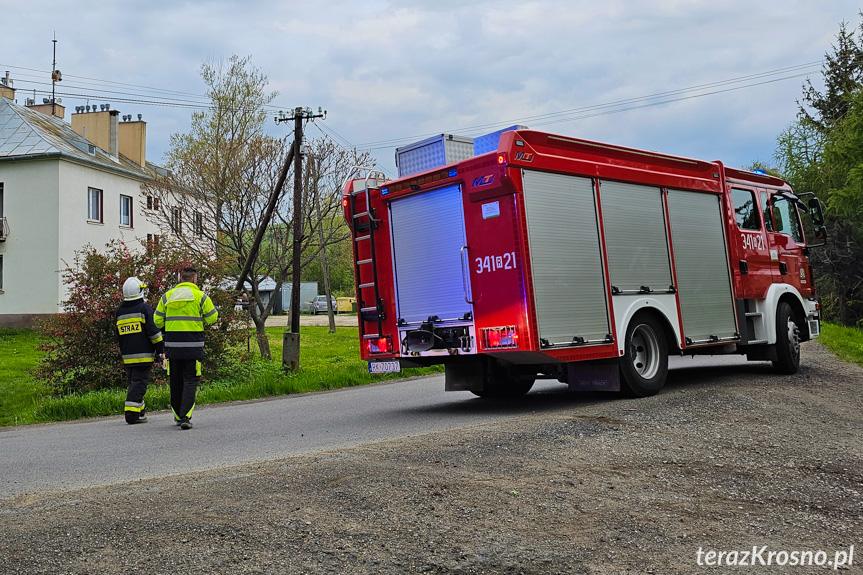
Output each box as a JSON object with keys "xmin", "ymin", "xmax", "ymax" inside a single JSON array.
[
  {"xmin": 115, "ymin": 277, "xmax": 163, "ymax": 424},
  {"xmin": 154, "ymin": 267, "xmax": 218, "ymax": 429}
]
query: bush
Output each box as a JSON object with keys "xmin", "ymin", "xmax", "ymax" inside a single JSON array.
[{"xmin": 35, "ymin": 240, "xmax": 247, "ymax": 394}]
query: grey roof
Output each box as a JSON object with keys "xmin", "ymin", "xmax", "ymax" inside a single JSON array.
[{"xmin": 0, "ymin": 97, "xmax": 153, "ymax": 180}]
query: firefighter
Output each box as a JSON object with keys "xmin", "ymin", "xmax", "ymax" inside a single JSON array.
[
  {"xmin": 116, "ymin": 276, "xmax": 163, "ymax": 424},
  {"xmin": 154, "ymin": 267, "xmax": 219, "ymax": 430}
]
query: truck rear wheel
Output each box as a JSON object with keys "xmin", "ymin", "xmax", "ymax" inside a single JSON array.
[
  {"xmin": 471, "ymin": 360, "xmax": 535, "ymax": 398},
  {"xmin": 620, "ymin": 313, "xmax": 668, "ymax": 397},
  {"xmin": 773, "ymin": 301, "xmax": 800, "ymax": 374}
]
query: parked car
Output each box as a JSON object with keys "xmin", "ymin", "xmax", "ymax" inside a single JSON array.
[{"xmin": 308, "ymin": 295, "xmax": 337, "ymax": 315}]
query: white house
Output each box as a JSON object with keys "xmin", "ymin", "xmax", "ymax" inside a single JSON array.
[{"xmin": 0, "ymin": 92, "xmax": 166, "ymax": 327}]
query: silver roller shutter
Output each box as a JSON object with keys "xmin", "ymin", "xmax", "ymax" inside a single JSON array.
[
  {"xmin": 666, "ymin": 189, "xmax": 737, "ymax": 342},
  {"xmin": 599, "ymin": 180, "xmax": 672, "ymax": 292},
  {"xmin": 390, "ymin": 184, "xmax": 470, "ymax": 324},
  {"xmin": 522, "ymin": 170, "xmax": 610, "ymax": 346}
]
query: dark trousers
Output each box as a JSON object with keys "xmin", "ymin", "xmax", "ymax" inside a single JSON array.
[
  {"xmin": 124, "ymin": 364, "xmax": 151, "ymax": 424},
  {"xmin": 168, "ymin": 358, "xmax": 201, "ymax": 421}
]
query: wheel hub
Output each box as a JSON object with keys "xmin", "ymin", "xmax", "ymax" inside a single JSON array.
[{"xmin": 630, "ymin": 324, "xmax": 660, "ymax": 380}]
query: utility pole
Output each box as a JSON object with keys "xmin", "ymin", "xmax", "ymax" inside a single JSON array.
[{"xmin": 275, "ymin": 106, "xmax": 326, "ymax": 369}]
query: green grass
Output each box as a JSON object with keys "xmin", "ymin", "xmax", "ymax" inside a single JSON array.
[
  {"xmin": 818, "ymin": 323, "xmax": 863, "ymax": 366},
  {"xmin": 0, "ymin": 329, "xmax": 50, "ymax": 426},
  {"xmin": 3, "ymin": 326, "xmax": 442, "ymax": 426},
  {"xmin": 12, "ymin": 322, "xmax": 858, "ymax": 426}
]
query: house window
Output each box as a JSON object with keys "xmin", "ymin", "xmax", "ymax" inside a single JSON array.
[
  {"xmin": 0, "ymin": 182, "xmax": 4, "ymax": 219},
  {"xmin": 146, "ymin": 195, "xmax": 160, "ymax": 210},
  {"xmin": 120, "ymin": 195, "xmax": 133, "ymax": 227},
  {"xmin": 88, "ymin": 187, "xmax": 103, "ymax": 223},
  {"xmin": 171, "ymin": 207, "xmax": 182, "ymax": 235},
  {"xmin": 193, "ymin": 211, "xmax": 203, "ymax": 237},
  {"xmin": 0, "ymin": 254, "xmax": 3, "ymax": 291}
]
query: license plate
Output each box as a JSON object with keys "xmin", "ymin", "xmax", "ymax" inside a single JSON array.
[{"xmin": 368, "ymin": 361, "xmax": 401, "ymax": 374}]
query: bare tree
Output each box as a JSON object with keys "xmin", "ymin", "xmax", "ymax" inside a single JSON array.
[{"xmin": 144, "ymin": 55, "xmax": 376, "ymax": 357}]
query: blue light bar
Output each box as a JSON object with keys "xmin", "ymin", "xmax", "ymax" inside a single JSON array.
[
  {"xmin": 752, "ymin": 169, "xmax": 767, "ymax": 175},
  {"xmin": 381, "ymin": 187, "xmax": 389, "ymax": 196},
  {"xmin": 448, "ymin": 169, "xmax": 458, "ymax": 178}
]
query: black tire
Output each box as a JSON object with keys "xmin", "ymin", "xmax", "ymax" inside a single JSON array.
[
  {"xmin": 773, "ymin": 301, "xmax": 800, "ymax": 374},
  {"xmin": 471, "ymin": 361, "xmax": 535, "ymax": 399},
  {"xmin": 620, "ymin": 313, "xmax": 668, "ymax": 397}
]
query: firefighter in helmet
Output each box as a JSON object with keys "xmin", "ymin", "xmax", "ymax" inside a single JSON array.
[{"xmin": 115, "ymin": 276, "xmax": 163, "ymax": 424}]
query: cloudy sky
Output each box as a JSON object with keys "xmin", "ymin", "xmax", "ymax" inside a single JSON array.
[{"xmin": 1, "ymin": 1, "xmax": 859, "ymax": 178}]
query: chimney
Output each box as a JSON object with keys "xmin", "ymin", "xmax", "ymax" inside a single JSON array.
[
  {"xmin": 0, "ymin": 71, "xmax": 13, "ymax": 100},
  {"xmin": 118, "ymin": 113, "xmax": 147, "ymax": 166},
  {"xmin": 71, "ymin": 106, "xmax": 118, "ymax": 156}
]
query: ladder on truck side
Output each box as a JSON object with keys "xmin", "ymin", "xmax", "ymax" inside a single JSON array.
[{"xmin": 345, "ymin": 168, "xmax": 388, "ymax": 345}]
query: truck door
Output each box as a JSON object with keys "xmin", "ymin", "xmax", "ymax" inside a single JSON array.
[
  {"xmin": 764, "ymin": 192, "xmax": 809, "ymax": 295},
  {"xmin": 521, "ymin": 170, "xmax": 611, "ymax": 347},
  {"xmin": 730, "ymin": 187, "xmax": 773, "ymax": 299}
]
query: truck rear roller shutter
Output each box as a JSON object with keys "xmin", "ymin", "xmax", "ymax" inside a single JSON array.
[
  {"xmin": 666, "ymin": 189, "xmax": 737, "ymax": 342},
  {"xmin": 599, "ymin": 181, "xmax": 672, "ymax": 292},
  {"xmin": 521, "ymin": 170, "xmax": 610, "ymax": 346},
  {"xmin": 390, "ymin": 184, "xmax": 470, "ymax": 324}
]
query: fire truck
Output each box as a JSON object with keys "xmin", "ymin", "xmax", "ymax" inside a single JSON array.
[{"xmin": 342, "ymin": 129, "xmax": 826, "ymax": 397}]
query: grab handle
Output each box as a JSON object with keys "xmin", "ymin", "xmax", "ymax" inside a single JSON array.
[{"xmin": 460, "ymin": 246, "xmax": 474, "ymax": 305}]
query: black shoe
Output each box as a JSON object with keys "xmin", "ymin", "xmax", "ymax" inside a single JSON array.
[
  {"xmin": 180, "ymin": 418, "xmax": 193, "ymax": 430},
  {"xmin": 175, "ymin": 419, "xmax": 182, "ymax": 426}
]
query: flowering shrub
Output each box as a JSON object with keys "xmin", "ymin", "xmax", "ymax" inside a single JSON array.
[{"xmin": 35, "ymin": 240, "xmax": 246, "ymax": 394}]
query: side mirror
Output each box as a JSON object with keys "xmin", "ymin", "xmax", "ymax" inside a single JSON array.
[
  {"xmin": 814, "ymin": 225, "xmax": 827, "ymax": 241},
  {"xmin": 808, "ymin": 197, "xmax": 825, "ymax": 227}
]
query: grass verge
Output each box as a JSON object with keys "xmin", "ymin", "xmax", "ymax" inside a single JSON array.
[
  {"xmin": 817, "ymin": 323, "xmax": 863, "ymax": 366},
  {"xmin": 6, "ymin": 326, "xmax": 442, "ymax": 426}
]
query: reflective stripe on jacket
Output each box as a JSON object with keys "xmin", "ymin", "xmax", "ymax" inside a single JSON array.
[
  {"xmin": 115, "ymin": 300, "xmax": 163, "ymax": 364},
  {"xmin": 154, "ymin": 282, "xmax": 218, "ymax": 359}
]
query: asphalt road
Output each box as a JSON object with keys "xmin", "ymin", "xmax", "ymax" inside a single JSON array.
[{"xmin": 0, "ymin": 353, "xmax": 756, "ymax": 499}]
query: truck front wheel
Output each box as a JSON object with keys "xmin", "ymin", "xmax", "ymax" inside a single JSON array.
[
  {"xmin": 620, "ymin": 313, "xmax": 668, "ymax": 397},
  {"xmin": 773, "ymin": 301, "xmax": 800, "ymax": 374}
]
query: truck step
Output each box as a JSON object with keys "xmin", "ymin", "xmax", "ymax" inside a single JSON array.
[
  {"xmin": 355, "ymin": 235, "xmax": 371, "ymax": 242},
  {"xmin": 747, "ymin": 339, "xmax": 768, "ymax": 345},
  {"xmin": 357, "ymin": 259, "xmax": 373, "ymax": 265},
  {"xmin": 363, "ymin": 334, "xmax": 380, "ymax": 339},
  {"xmin": 745, "ymin": 312, "xmax": 763, "ymax": 318},
  {"xmin": 360, "ymin": 307, "xmax": 377, "ymax": 313},
  {"xmin": 353, "ymin": 211, "xmax": 371, "ymax": 219},
  {"xmin": 358, "ymin": 282, "xmax": 376, "ymax": 289}
]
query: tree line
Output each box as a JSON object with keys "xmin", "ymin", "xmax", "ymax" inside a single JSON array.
[{"xmin": 773, "ymin": 16, "xmax": 863, "ymax": 327}]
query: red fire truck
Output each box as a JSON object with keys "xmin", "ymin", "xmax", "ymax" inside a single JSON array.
[{"xmin": 342, "ymin": 130, "xmax": 826, "ymax": 397}]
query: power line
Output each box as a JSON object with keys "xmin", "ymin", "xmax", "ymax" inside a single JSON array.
[{"xmin": 354, "ymin": 62, "xmax": 824, "ymax": 150}]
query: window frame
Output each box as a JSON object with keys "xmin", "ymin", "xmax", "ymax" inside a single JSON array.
[
  {"xmin": 120, "ymin": 194, "xmax": 134, "ymax": 228},
  {"xmin": 731, "ymin": 188, "xmax": 761, "ymax": 231},
  {"xmin": 0, "ymin": 254, "xmax": 3, "ymax": 292},
  {"xmin": 193, "ymin": 210, "xmax": 204, "ymax": 237},
  {"xmin": 171, "ymin": 207, "xmax": 183, "ymax": 235},
  {"xmin": 771, "ymin": 195, "xmax": 804, "ymax": 243},
  {"xmin": 87, "ymin": 187, "xmax": 103, "ymax": 224}
]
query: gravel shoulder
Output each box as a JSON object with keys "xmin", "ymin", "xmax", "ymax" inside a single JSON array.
[{"xmin": 2, "ymin": 342, "xmax": 861, "ymax": 574}]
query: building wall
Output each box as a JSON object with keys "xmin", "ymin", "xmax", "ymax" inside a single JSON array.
[
  {"xmin": 57, "ymin": 160, "xmax": 162, "ymax": 305},
  {"xmin": 0, "ymin": 159, "xmax": 62, "ymax": 320}
]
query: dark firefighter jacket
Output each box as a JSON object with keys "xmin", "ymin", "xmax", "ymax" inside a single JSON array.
[
  {"xmin": 154, "ymin": 282, "xmax": 218, "ymax": 360},
  {"xmin": 115, "ymin": 299, "xmax": 164, "ymax": 365}
]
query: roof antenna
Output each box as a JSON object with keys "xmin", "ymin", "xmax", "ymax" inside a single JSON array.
[{"xmin": 50, "ymin": 32, "xmax": 62, "ymax": 117}]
